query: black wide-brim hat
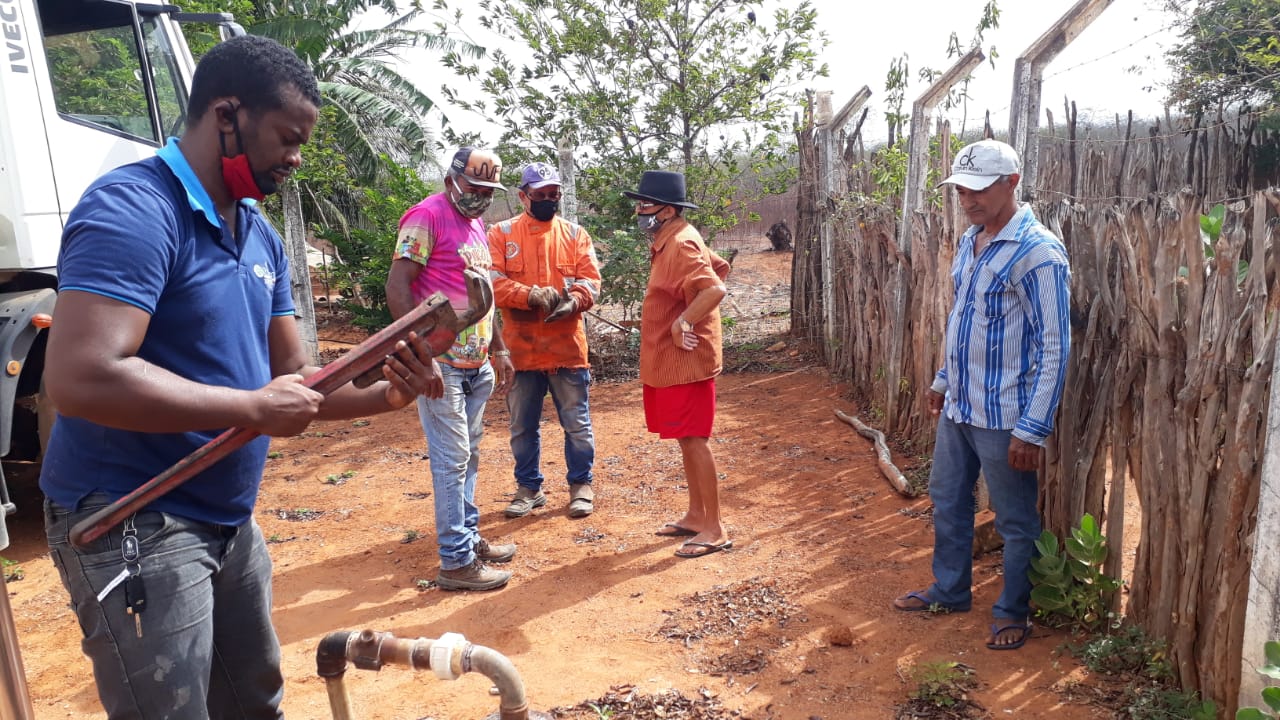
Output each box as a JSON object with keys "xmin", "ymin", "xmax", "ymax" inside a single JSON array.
[{"xmin": 623, "ymin": 170, "xmax": 699, "ymax": 209}]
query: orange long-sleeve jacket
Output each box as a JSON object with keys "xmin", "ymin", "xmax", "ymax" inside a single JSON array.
[{"xmin": 488, "ymin": 213, "xmax": 601, "ymax": 371}]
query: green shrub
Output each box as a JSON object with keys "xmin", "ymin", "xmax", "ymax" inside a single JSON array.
[
  {"xmin": 1028, "ymin": 513, "xmax": 1121, "ymax": 630},
  {"xmin": 1072, "ymin": 625, "xmax": 1172, "ymax": 681}
]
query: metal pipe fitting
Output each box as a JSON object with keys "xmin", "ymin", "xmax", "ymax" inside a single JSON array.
[{"xmin": 314, "ymin": 629, "xmax": 541, "ymax": 720}]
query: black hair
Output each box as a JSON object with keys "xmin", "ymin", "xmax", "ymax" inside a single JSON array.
[{"xmin": 186, "ymin": 35, "xmax": 321, "ymax": 124}]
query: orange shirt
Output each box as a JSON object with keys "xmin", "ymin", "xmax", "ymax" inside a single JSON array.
[
  {"xmin": 639, "ymin": 217, "xmax": 730, "ymax": 387},
  {"xmin": 488, "ymin": 213, "xmax": 600, "ymax": 371}
]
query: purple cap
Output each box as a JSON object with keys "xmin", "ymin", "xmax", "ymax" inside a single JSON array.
[{"xmin": 520, "ymin": 162, "xmax": 561, "ymax": 190}]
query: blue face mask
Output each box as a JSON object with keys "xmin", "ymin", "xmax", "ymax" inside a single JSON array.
[{"xmin": 637, "ymin": 212, "xmax": 663, "ymax": 234}]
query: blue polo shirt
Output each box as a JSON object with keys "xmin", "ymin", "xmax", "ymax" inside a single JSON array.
[{"xmin": 39, "ymin": 138, "xmax": 296, "ymax": 526}]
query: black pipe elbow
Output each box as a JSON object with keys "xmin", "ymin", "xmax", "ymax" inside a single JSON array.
[{"xmin": 316, "ymin": 631, "xmax": 354, "ymax": 678}]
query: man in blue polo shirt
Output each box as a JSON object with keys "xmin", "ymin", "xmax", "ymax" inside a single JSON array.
[{"xmin": 38, "ymin": 35, "xmax": 439, "ymax": 719}]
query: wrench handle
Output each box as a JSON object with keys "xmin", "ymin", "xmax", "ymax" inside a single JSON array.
[{"xmin": 68, "ymin": 293, "xmax": 453, "ymax": 549}]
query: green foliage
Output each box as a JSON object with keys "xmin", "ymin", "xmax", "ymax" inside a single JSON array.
[
  {"xmin": 594, "ymin": 228, "xmax": 651, "ymax": 319},
  {"xmin": 440, "ymin": 0, "xmax": 825, "ymax": 253},
  {"xmin": 318, "ymin": 160, "xmax": 434, "ymax": 330},
  {"xmin": 909, "ymin": 661, "xmax": 977, "ymax": 708},
  {"xmin": 1238, "ymin": 641, "xmax": 1280, "ymax": 719},
  {"xmin": 1028, "ymin": 513, "xmax": 1121, "ymax": 630},
  {"xmin": 1200, "ymin": 202, "xmax": 1227, "ymax": 245},
  {"xmin": 250, "ymin": 0, "xmax": 478, "ymax": 182},
  {"xmin": 1165, "ymin": 0, "xmax": 1280, "ymax": 114},
  {"xmin": 1123, "ymin": 684, "xmax": 1217, "ymax": 720},
  {"xmin": 1072, "ymin": 625, "xmax": 1173, "ymax": 681},
  {"xmin": 1, "ymin": 557, "xmax": 23, "ymax": 583}
]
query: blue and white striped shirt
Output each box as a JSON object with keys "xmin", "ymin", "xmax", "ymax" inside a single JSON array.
[{"xmin": 930, "ymin": 204, "xmax": 1071, "ymax": 446}]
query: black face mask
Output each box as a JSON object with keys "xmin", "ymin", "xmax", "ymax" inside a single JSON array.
[{"xmin": 529, "ymin": 199, "xmax": 559, "ymax": 222}]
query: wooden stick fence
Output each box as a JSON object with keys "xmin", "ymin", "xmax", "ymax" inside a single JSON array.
[{"xmin": 793, "ymin": 101, "xmax": 1280, "ymax": 710}]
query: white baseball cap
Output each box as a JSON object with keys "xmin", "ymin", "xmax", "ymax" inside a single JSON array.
[{"xmin": 941, "ymin": 139, "xmax": 1021, "ymax": 190}]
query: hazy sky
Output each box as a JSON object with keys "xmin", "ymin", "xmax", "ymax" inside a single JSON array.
[
  {"xmin": 806, "ymin": 0, "xmax": 1180, "ymax": 142},
  {"xmin": 397, "ymin": 0, "xmax": 1181, "ymax": 151}
]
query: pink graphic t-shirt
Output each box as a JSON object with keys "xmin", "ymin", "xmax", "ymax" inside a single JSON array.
[{"xmin": 394, "ymin": 192, "xmax": 494, "ymax": 368}]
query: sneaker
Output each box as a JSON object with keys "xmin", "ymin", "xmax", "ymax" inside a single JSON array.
[
  {"xmin": 568, "ymin": 483, "xmax": 594, "ymax": 518},
  {"xmin": 504, "ymin": 486, "xmax": 547, "ymax": 518},
  {"xmin": 436, "ymin": 559, "xmax": 511, "ymax": 591},
  {"xmin": 476, "ymin": 537, "xmax": 516, "ymax": 563}
]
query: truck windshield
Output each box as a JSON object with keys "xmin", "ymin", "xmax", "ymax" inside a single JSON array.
[{"xmin": 40, "ymin": 0, "xmax": 187, "ymax": 145}]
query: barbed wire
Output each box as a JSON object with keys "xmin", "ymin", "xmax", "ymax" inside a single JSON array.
[
  {"xmin": 1041, "ymin": 23, "xmax": 1180, "ymax": 82},
  {"xmin": 1033, "ymin": 107, "xmax": 1272, "ymax": 144},
  {"xmin": 1031, "ymin": 188, "xmax": 1259, "ymax": 206}
]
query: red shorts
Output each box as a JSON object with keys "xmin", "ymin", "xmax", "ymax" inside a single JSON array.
[{"xmin": 643, "ymin": 378, "xmax": 716, "ymax": 439}]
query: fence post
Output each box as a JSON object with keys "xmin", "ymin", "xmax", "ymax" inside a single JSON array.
[
  {"xmin": 1241, "ymin": 306, "xmax": 1280, "ymax": 708},
  {"xmin": 813, "ymin": 88, "xmax": 872, "ymax": 350},
  {"xmin": 887, "ymin": 47, "xmax": 985, "ymax": 426},
  {"xmin": 557, "ymin": 138, "xmax": 578, "ymax": 224},
  {"xmin": 1008, "ymin": 0, "xmax": 1115, "ymax": 201}
]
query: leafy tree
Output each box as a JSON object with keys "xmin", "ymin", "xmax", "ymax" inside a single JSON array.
[
  {"xmin": 440, "ymin": 0, "xmax": 826, "ymax": 311},
  {"xmin": 1164, "ymin": 0, "xmax": 1280, "ymax": 114},
  {"xmin": 314, "ymin": 159, "xmax": 434, "ymax": 330},
  {"xmin": 250, "ymin": 0, "xmax": 479, "ymax": 182}
]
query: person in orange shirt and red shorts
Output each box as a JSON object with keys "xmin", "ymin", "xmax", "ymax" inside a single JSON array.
[{"xmin": 624, "ymin": 170, "xmax": 733, "ymax": 558}]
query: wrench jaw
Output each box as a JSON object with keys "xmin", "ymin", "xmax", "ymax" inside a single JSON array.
[
  {"xmin": 349, "ymin": 269, "xmax": 493, "ymax": 390},
  {"xmin": 455, "ymin": 267, "xmax": 495, "ymax": 330}
]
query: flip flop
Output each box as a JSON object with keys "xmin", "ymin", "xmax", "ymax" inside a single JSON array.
[
  {"xmin": 675, "ymin": 540, "xmax": 733, "ymax": 558},
  {"xmin": 986, "ymin": 621, "xmax": 1033, "ymax": 650},
  {"xmin": 655, "ymin": 523, "xmax": 698, "ymax": 537},
  {"xmin": 892, "ymin": 590, "xmax": 971, "ymax": 613}
]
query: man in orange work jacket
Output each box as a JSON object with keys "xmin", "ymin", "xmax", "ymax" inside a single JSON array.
[{"xmin": 488, "ymin": 162, "xmax": 602, "ymax": 520}]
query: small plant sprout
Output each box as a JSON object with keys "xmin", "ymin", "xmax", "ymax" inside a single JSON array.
[
  {"xmin": 402, "ymin": 530, "xmax": 419, "ymax": 544},
  {"xmin": 352, "ymin": 419, "xmax": 370, "ymax": 427},
  {"xmin": 2, "ymin": 557, "xmax": 23, "ymax": 582},
  {"xmin": 267, "ymin": 451, "xmax": 283, "ymax": 459}
]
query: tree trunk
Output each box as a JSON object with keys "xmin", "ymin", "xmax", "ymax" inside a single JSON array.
[{"xmin": 282, "ymin": 181, "xmax": 317, "ymax": 362}]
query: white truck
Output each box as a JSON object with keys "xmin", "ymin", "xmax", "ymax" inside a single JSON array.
[{"xmin": 0, "ymin": 2, "xmax": 240, "ymax": 714}]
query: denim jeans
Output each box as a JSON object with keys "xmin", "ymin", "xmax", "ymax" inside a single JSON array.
[
  {"xmin": 506, "ymin": 368, "xmax": 594, "ymax": 492},
  {"xmin": 44, "ymin": 495, "xmax": 283, "ymax": 720},
  {"xmin": 927, "ymin": 416, "xmax": 1041, "ymax": 620},
  {"xmin": 417, "ymin": 362, "xmax": 493, "ymax": 570}
]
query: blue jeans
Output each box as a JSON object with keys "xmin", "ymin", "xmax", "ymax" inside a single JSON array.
[
  {"xmin": 506, "ymin": 368, "xmax": 594, "ymax": 492},
  {"xmin": 45, "ymin": 495, "xmax": 282, "ymax": 720},
  {"xmin": 927, "ymin": 416, "xmax": 1041, "ymax": 620},
  {"xmin": 417, "ymin": 362, "xmax": 493, "ymax": 570}
]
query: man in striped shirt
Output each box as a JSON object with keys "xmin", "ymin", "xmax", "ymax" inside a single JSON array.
[{"xmin": 893, "ymin": 139, "xmax": 1071, "ymax": 651}]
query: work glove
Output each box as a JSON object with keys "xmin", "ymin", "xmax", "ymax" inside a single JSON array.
[
  {"xmin": 528, "ymin": 285, "xmax": 561, "ymax": 310},
  {"xmin": 544, "ymin": 295, "xmax": 579, "ymax": 322}
]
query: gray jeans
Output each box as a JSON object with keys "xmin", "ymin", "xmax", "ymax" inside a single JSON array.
[{"xmin": 45, "ymin": 495, "xmax": 284, "ymax": 719}]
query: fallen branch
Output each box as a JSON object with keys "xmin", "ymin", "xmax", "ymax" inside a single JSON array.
[{"xmin": 833, "ymin": 409, "xmax": 914, "ymax": 497}]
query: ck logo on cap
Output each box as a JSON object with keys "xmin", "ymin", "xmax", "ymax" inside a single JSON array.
[{"xmin": 957, "ymin": 150, "xmax": 977, "ymax": 168}]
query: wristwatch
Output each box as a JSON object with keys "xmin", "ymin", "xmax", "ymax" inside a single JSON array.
[
  {"xmin": 491, "ymin": 350, "xmax": 511, "ymax": 357},
  {"xmin": 678, "ymin": 317, "xmax": 693, "ymax": 333}
]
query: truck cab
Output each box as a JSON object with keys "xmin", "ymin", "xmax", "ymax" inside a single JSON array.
[{"xmin": 0, "ymin": 0, "xmax": 240, "ymax": 547}]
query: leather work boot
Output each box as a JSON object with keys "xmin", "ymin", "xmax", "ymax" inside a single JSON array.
[
  {"xmin": 568, "ymin": 483, "xmax": 595, "ymax": 518},
  {"xmin": 476, "ymin": 537, "xmax": 516, "ymax": 563},
  {"xmin": 436, "ymin": 559, "xmax": 511, "ymax": 591},
  {"xmin": 504, "ymin": 486, "xmax": 547, "ymax": 518}
]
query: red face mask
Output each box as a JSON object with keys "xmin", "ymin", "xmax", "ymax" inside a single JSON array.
[
  {"xmin": 219, "ymin": 107, "xmax": 267, "ymax": 202},
  {"xmin": 221, "ymin": 154, "xmax": 266, "ymax": 202}
]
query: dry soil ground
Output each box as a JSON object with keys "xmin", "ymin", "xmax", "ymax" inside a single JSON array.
[{"xmin": 3, "ymin": 238, "xmax": 1113, "ymax": 719}]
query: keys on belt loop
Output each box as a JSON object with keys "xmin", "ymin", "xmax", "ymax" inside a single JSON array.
[{"xmin": 121, "ymin": 515, "xmax": 146, "ymax": 637}]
